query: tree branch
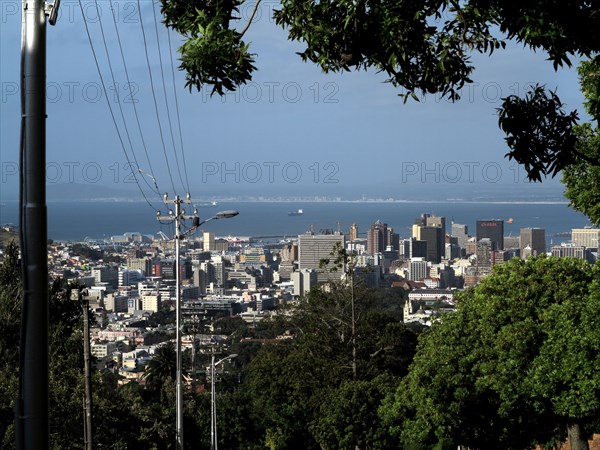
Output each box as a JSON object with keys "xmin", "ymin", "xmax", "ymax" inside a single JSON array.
[{"xmin": 239, "ymin": 0, "xmax": 262, "ymax": 38}]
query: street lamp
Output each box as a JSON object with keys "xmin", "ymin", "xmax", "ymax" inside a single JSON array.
[
  {"xmin": 157, "ymin": 197, "xmax": 239, "ymax": 450},
  {"xmin": 210, "ymin": 353, "xmax": 237, "ymax": 450}
]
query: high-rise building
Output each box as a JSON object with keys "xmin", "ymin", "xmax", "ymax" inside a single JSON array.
[
  {"xmin": 572, "ymin": 228, "xmax": 600, "ymax": 251},
  {"xmin": 412, "ymin": 214, "xmax": 446, "ymax": 263},
  {"xmin": 476, "ymin": 220, "xmax": 504, "ymax": 250},
  {"xmin": 291, "ymin": 269, "xmax": 318, "ymax": 296},
  {"xmin": 367, "ymin": 221, "xmax": 395, "ymax": 255},
  {"xmin": 451, "ymin": 223, "xmax": 469, "ymax": 249},
  {"xmin": 203, "ymin": 231, "xmax": 215, "ymax": 252},
  {"xmin": 408, "ymin": 258, "xmax": 428, "ymax": 281},
  {"xmin": 349, "ymin": 223, "xmax": 358, "ymax": 241},
  {"xmin": 298, "ymin": 232, "xmax": 345, "ymax": 283},
  {"xmin": 552, "ymin": 243, "xmax": 592, "ymax": 261},
  {"xmin": 91, "ymin": 266, "xmax": 119, "ymax": 289},
  {"xmin": 520, "ymin": 228, "xmax": 546, "ymax": 258},
  {"xmin": 476, "ymin": 238, "xmax": 494, "ymax": 267}
]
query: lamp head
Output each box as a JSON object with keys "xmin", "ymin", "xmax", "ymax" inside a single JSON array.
[{"xmin": 215, "ymin": 210, "xmax": 239, "ymax": 220}]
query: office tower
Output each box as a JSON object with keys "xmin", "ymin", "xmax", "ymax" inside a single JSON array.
[
  {"xmin": 200, "ymin": 261, "xmax": 216, "ymax": 284},
  {"xmin": 367, "ymin": 221, "xmax": 395, "ymax": 255},
  {"xmin": 91, "ymin": 265, "xmax": 119, "ymax": 289},
  {"xmin": 410, "ymin": 238, "xmax": 427, "ymax": 259},
  {"xmin": 451, "ymin": 223, "xmax": 469, "ymax": 249},
  {"xmin": 412, "ymin": 214, "xmax": 445, "ymax": 263},
  {"xmin": 504, "ymin": 236, "xmax": 520, "ymax": 250},
  {"xmin": 203, "ymin": 231, "xmax": 215, "ymax": 252},
  {"xmin": 408, "ymin": 258, "xmax": 428, "ymax": 281},
  {"xmin": 476, "ymin": 220, "xmax": 504, "ymax": 250},
  {"xmin": 298, "ymin": 232, "xmax": 345, "ymax": 283},
  {"xmin": 349, "ymin": 223, "xmax": 358, "ymax": 241},
  {"xmin": 281, "ymin": 242, "xmax": 299, "ymax": 262},
  {"xmin": 551, "ymin": 243, "xmax": 592, "ymax": 261},
  {"xmin": 291, "ymin": 269, "xmax": 318, "ymax": 296},
  {"xmin": 399, "ymin": 239, "xmax": 411, "ymax": 259},
  {"xmin": 126, "ymin": 257, "xmax": 154, "ymax": 276},
  {"xmin": 476, "ymin": 238, "xmax": 494, "ymax": 267},
  {"xmin": 445, "ymin": 239, "xmax": 461, "ymax": 260},
  {"xmin": 193, "ymin": 266, "xmax": 207, "ymax": 295},
  {"xmin": 211, "ymin": 255, "xmax": 227, "ymax": 286},
  {"xmin": 572, "ymin": 228, "xmax": 600, "ymax": 251},
  {"xmin": 520, "ymin": 228, "xmax": 546, "ymax": 258}
]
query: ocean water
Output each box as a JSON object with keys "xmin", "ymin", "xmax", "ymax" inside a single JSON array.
[{"xmin": 0, "ymin": 200, "xmax": 592, "ymax": 243}]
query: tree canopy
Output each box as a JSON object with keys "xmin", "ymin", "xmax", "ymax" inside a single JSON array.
[
  {"xmin": 160, "ymin": 0, "xmax": 599, "ymax": 99},
  {"xmin": 380, "ymin": 256, "xmax": 600, "ymax": 450}
]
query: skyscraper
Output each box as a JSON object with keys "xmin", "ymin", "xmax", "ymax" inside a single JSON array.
[
  {"xmin": 412, "ymin": 214, "xmax": 446, "ymax": 263},
  {"xmin": 520, "ymin": 227, "xmax": 546, "ymax": 258},
  {"xmin": 298, "ymin": 232, "xmax": 345, "ymax": 283},
  {"xmin": 476, "ymin": 220, "xmax": 504, "ymax": 250},
  {"xmin": 349, "ymin": 223, "xmax": 358, "ymax": 241},
  {"xmin": 203, "ymin": 231, "xmax": 215, "ymax": 252},
  {"xmin": 451, "ymin": 223, "xmax": 469, "ymax": 249},
  {"xmin": 367, "ymin": 221, "xmax": 395, "ymax": 255}
]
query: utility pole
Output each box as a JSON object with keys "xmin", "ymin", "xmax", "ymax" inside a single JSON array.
[
  {"xmin": 157, "ymin": 193, "xmax": 195, "ymax": 450},
  {"xmin": 71, "ymin": 288, "xmax": 93, "ymax": 450},
  {"xmin": 82, "ymin": 296, "xmax": 93, "ymax": 450},
  {"xmin": 156, "ymin": 197, "xmax": 238, "ymax": 450},
  {"xmin": 17, "ymin": 1, "xmax": 60, "ymax": 448}
]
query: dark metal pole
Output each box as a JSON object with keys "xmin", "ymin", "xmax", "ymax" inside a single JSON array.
[
  {"xmin": 174, "ymin": 197, "xmax": 184, "ymax": 450},
  {"xmin": 17, "ymin": 0, "xmax": 48, "ymax": 448},
  {"xmin": 83, "ymin": 300, "xmax": 93, "ymax": 450}
]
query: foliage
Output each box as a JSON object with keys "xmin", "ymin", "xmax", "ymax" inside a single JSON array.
[
  {"xmin": 160, "ymin": 0, "xmax": 256, "ymax": 95},
  {"xmin": 160, "ymin": 0, "xmax": 599, "ymax": 101},
  {"xmin": 312, "ymin": 374, "xmax": 401, "ymax": 450},
  {"xmin": 561, "ymin": 58, "xmax": 600, "ymax": 223},
  {"xmin": 242, "ymin": 281, "xmax": 420, "ymax": 448},
  {"xmin": 562, "ymin": 122, "xmax": 600, "ymax": 224},
  {"xmin": 381, "ymin": 256, "xmax": 600, "ymax": 450},
  {"xmin": 143, "ymin": 341, "xmax": 177, "ymax": 388},
  {"xmin": 0, "ymin": 242, "xmax": 21, "ymax": 447},
  {"xmin": 499, "ymin": 85, "xmax": 581, "ymax": 181}
]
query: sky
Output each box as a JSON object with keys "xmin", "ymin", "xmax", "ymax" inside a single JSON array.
[{"xmin": 0, "ymin": 0, "xmax": 589, "ymax": 204}]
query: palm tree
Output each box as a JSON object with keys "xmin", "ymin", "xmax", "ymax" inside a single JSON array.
[{"xmin": 144, "ymin": 342, "xmax": 176, "ymax": 388}]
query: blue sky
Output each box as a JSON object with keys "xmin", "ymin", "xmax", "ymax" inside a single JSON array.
[{"xmin": 0, "ymin": 0, "xmax": 588, "ymax": 203}]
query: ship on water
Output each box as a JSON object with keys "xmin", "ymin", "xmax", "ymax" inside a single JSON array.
[{"xmin": 288, "ymin": 208, "xmax": 303, "ymax": 216}]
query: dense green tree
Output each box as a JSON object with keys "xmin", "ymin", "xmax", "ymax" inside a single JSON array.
[
  {"xmin": 242, "ymin": 275, "xmax": 420, "ymax": 449},
  {"xmin": 160, "ymin": 0, "xmax": 598, "ymax": 99},
  {"xmin": 381, "ymin": 256, "xmax": 600, "ymax": 450},
  {"xmin": 0, "ymin": 242, "xmax": 22, "ymax": 447},
  {"xmin": 312, "ymin": 374, "xmax": 401, "ymax": 450}
]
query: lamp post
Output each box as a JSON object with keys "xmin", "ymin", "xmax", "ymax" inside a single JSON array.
[
  {"xmin": 210, "ymin": 353, "xmax": 237, "ymax": 450},
  {"xmin": 157, "ymin": 197, "xmax": 238, "ymax": 450}
]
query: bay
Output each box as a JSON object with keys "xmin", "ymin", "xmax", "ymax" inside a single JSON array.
[{"xmin": 0, "ymin": 200, "xmax": 592, "ymax": 243}]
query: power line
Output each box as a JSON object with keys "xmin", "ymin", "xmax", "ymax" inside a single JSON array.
[
  {"xmin": 151, "ymin": 2, "xmax": 187, "ymax": 195},
  {"xmin": 166, "ymin": 28, "xmax": 191, "ymax": 194},
  {"xmin": 78, "ymin": 0, "xmax": 158, "ymax": 211},
  {"xmin": 93, "ymin": 0, "xmax": 156, "ymax": 199},
  {"xmin": 108, "ymin": 0, "xmax": 160, "ymax": 195},
  {"xmin": 137, "ymin": 0, "xmax": 177, "ymax": 195}
]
